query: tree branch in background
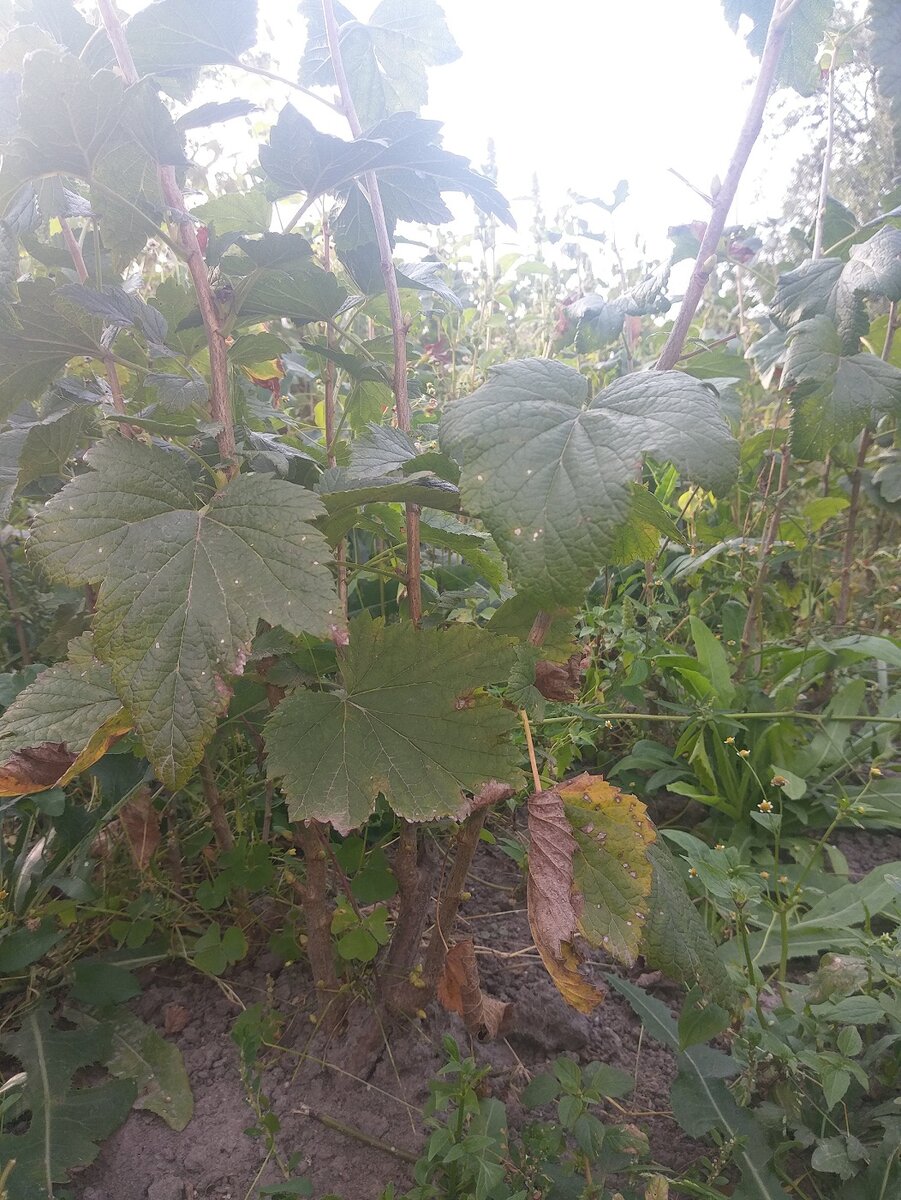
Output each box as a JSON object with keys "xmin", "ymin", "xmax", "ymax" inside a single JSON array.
[{"xmin": 656, "ymin": 0, "xmax": 797, "ymax": 370}]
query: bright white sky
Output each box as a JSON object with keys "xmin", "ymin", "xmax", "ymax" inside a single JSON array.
[
  {"xmin": 249, "ymin": 0, "xmax": 816, "ymax": 264},
  {"xmin": 113, "ymin": 0, "xmax": 826, "ymax": 265}
]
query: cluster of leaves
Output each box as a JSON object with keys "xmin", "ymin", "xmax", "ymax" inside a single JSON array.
[{"xmin": 0, "ymin": 1, "xmax": 898, "ymax": 1199}]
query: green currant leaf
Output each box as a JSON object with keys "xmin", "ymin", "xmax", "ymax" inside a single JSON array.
[
  {"xmin": 0, "ymin": 652, "xmax": 128, "ymax": 796},
  {"xmin": 30, "ymin": 438, "xmax": 339, "ymax": 787},
  {"xmin": 0, "ymin": 400, "xmax": 92, "ymax": 518},
  {"xmin": 0, "ymin": 280, "xmax": 104, "ymax": 419},
  {"xmin": 783, "ymin": 315, "xmax": 901, "ymax": 458},
  {"xmin": 265, "ymin": 615, "xmax": 522, "ymax": 833},
  {"xmin": 642, "ymin": 842, "xmax": 737, "ymax": 1008},
  {"xmin": 440, "ymin": 358, "xmax": 737, "ymax": 607},
  {"xmin": 97, "ymin": 0, "xmax": 259, "ymax": 76}
]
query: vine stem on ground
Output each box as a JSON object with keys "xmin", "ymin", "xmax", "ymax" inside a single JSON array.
[
  {"xmin": 320, "ymin": 0, "xmax": 422, "ymax": 625},
  {"xmin": 655, "ymin": 0, "xmax": 798, "ymax": 371},
  {"xmin": 96, "ymin": 0, "xmax": 238, "ymax": 475},
  {"xmin": 295, "ymin": 1104, "xmax": 418, "ymax": 1164}
]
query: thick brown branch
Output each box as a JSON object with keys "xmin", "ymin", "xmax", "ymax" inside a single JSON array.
[{"xmin": 656, "ymin": 0, "xmax": 795, "ymax": 370}]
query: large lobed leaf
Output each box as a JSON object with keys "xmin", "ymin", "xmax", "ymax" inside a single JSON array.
[
  {"xmin": 0, "ymin": 280, "xmax": 104, "ymax": 421},
  {"xmin": 265, "ymin": 615, "xmax": 522, "ymax": 833},
  {"xmin": 783, "ymin": 314, "xmax": 901, "ymax": 457},
  {"xmin": 0, "ymin": 399, "xmax": 92, "ymax": 517},
  {"xmin": 0, "ymin": 1007, "xmax": 136, "ymax": 1200},
  {"xmin": 721, "ymin": 0, "xmax": 833, "ymax": 96},
  {"xmin": 0, "ymin": 50, "xmax": 187, "ymax": 258},
  {"xmin": 440, "ymin": 358, "xmax": 738, "ymax": 607},
  {"xmin": 30, "ymin": 438, "xmax": 339, "ymax": 787},
  {"xmin": 260, "ymin": 106, "xmax": 513, "ymax": 228}
]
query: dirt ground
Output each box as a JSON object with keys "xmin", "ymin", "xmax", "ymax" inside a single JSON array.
[{"xmin": 73, "ymin": 827, "xmax": 901, "ymax": 1200}]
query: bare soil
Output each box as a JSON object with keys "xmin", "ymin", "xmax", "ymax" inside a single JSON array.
[{"xmin": 74, "ymin": 827, "xmax": 901, "ymax": 1200}]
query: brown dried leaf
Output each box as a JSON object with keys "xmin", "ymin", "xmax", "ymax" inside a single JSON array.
[
  {"xmin": 0, "ymin": 743, "xmax": 74, "ymax": 794},
  {"xmin": 163, "ymin": 1004, "xmax": 191, "ymax": 1035},
  {"xmin": 466, "ymin": 779, "xmax": 516, "ymax": 815},
  {"xmin": 533, "ymin": 654, "xmax": 583, "ymax": 702},
  {"xmin": 119, "ymin": 788, "xmax": 161, "ymax": 871},
  {"xmin": 0, "ymin": 709, "xmax": 132, "ymax": 797},
  {"xmin": 437, "ymin": 939, "xmax": 513, "ymax": 1040},
  {"xmin": 526, "ymin": 785, "xmax": 604, "ymax": 1014}
]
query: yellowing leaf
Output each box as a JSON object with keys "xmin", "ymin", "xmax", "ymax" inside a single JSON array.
[
  {"xmin": 0, "ymin": 658, "xmax": 128, "ymax": 796},
  {"xmin": 526, "ymin": 783, "xmax": 604, "ymax": 1014},
  {"xmin": 561, "ymin": 774, "xmax": 656, "ymax": 968},
  {"xmin": 527, "ymin": 773, "xmax": 656, "ymax": 1012}
]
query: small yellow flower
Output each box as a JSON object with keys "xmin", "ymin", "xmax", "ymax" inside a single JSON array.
[
  {"xmin": 739, "ymin": 749, "xmax": 751, "ymax": 758},
  {"xmin": 758, "ymin": 799, "xmax": 774, "ymax": 813},
  {"xmin": 286, "ymin": 847, "xmax": 297, "ymax": 856},
  {"xmin": 688, "ymin": 867, "xmax": 699, "ymax": 878},
  {"xmin": 771, "ymin": 775, "xmax": 788, "ymax": 787},
  {"xmin": 724, "ymin": 736, "xmax": 735, "ymax": 745},
  {"xmin": 869, "ymin": 765, "xmax": 884, "ymax": 778},
  {"xmin": 759, "ymin": 871, "xmax": 770, "ymax": 880},
  {"xmin": 778, "ymin": 875, "xmax": 789, "ymax": 885}
]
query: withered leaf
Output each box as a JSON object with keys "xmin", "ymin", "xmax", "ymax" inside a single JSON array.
[
  {"xmin": 527, "ymin": 773, "xmax": 656, "ymax": 1012},
  {"xmin": 118, "ymin": 789, "xmax": 161, "ymax": 871},
  {"xmin": 527, "ymin": 784, "xmax": 604, "ymax": 1014},
  {"xmin": 437, "ymin": 938, "xmax": 513, "ymax": 1040}
]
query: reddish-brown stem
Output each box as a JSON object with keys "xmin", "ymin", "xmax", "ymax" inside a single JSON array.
[
  {"xmin": 390, "ymin": 810, "xmax": 487, "ymax": 1014},
  {"xmin": 321, "ymin": 0, "xmax": 422, "ymax": 624},
  {"xmin": 382, "ymin": 824, "xmax": 436, "ymax": 999},
  {"xmin": 198, "ymin": 756, "xmax": 235, "ymax": 854},
  {"xmin": 656, "ymin": 0, "xmax": 796, "ymax": 370},
  {"xmin": 527, "ymin": 610, "xmax": 553, "ymax": 648},
  {"xmin": 835, "ymin": 300, "xmax": 898, "ymax": 626},
  {"xmin": 0, "ymin": 545, "xmax": 31, "ymax": 666},
  {"xmin": 96, "ymin": 0, "xmax": 237, "ymax": 474},
  {"xmin": 295, "ymin": 821, "xmax": 340, "ymax": 1010}
]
